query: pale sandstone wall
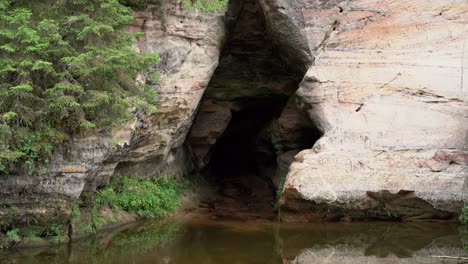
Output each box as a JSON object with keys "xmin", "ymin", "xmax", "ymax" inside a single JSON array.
[
  {"xmin": 116, "ymin": 1, "xmax": 231, "ymax": 177},
  {"xmin": 268, "ymin": 0, "xmax": 468, "ymax": 221}
]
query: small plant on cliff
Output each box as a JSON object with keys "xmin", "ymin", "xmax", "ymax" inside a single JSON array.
[
  {"xmin": 461, "ymin": 205, "xmax": 468, "ymax": 252},
  {"xmin": 43, "ymin": 223, "xmax": 65, "ymax": 243},
  {"xmin": 95, "ymin": 175, "xmax": 181, "ymax": 219},
  {"xmin": 274, "ymin": 177, "xmax": 286, "ymax": 210},
  {"xmin": 181, "ymin": 0, "xmax": 228, "ymax": 13},
  {"xmin": 0, "ymin": 0, "xmax": 159, "ymax": 175},
  {"xmin": 461, "ymin": 205, "xmax": 468, "ymax": 225}
]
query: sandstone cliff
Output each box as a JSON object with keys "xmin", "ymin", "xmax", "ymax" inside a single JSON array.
[
  {"xmin": 1, "ymin": 0, "xmax": 467, "ymax": 230},
  {"xmin": 271, "ymin": 0, "xmax": 468, "ymax": 221}
]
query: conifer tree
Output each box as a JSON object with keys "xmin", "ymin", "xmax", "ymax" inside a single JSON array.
[{"xmin": 0, "ymin": 0, "xmax": 159, "ymax": 175}]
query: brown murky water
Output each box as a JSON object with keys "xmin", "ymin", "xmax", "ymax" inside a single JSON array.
[{"xmin": 2, "ymin": 219, "xmax": 467, "ymax": 264}]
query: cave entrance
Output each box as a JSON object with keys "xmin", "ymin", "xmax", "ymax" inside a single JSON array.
[
  {"xmin": 204, "ymin": 100, "xmax": 283, "ymax": 220},
  {"xmin": 209, "ymin": 100, "xmax": 284, "ymax": 181},
  {"xmin": 190, "ymin": 98, "xmax": 320, "ymax": 221},
  {"xmin": 187, "ymin": 0, "xmax": 321, "ymax": 220}
]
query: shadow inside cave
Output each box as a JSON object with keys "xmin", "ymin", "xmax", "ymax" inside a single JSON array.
[
  {"xmin": 186, "ymin": 0, "xmax": 322, "ymax": 221},
  {"xmin": 203, "ymin": 100, "xmax": 284, "ymax": 220}
]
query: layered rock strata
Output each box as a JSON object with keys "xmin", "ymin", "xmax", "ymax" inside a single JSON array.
[{"xmin": 271, "ymin": 0, "xmax": 468, "ymax": 221}]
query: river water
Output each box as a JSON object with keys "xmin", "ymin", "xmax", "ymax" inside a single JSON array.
[{"xmin": 2, "ymin": 219, "xmax": 468, "ymax": 264}]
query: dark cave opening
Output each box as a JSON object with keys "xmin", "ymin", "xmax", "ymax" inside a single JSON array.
[
  {"xmin": 187, "ymin": 0, "xmax": 322, "ymax": 220},
  {"xmin": 209, "ymin": 100, "xmax": 284, "ymax": 181},
  {"xmin": 197, "ymin": 100, "xmax": 287, "ymax": 221},
  {"xmin": 190, "ymin": 97, "xmax": 321, "ymax": 221}
]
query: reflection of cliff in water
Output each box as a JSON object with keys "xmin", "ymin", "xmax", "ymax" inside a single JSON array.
[
  {"xmin": 2, "ymin": 221, "xmax": 467, "ymax": 264},
  {"xmin": 280, "ymin": 222, "xmax": 467, "ymax": 263}
]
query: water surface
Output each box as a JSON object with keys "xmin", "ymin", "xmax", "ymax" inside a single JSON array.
[{"xmin": 2, "ymin": 219, "xmax": 467, "ymax": 264}]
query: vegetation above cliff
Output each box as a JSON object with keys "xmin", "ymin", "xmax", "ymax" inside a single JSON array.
[
  {"xmin": 0, "ymin": 0, "xmax": 159, "ymax": 175},
  {"xmin": 181, "ymin": 0, "xmax": 228, "ymax": 12}
]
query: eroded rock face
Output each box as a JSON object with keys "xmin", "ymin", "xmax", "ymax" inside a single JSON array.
[
  {"xmin": 115, "ymin": 1, "xmax": 230, "ymax": 177},
  {"xmin": 276, "ymin": 0, "xmax": 468, "ymax": 221},
  {"xmin": 271, "ymin": 96, "xmax": 321, "ymax": 154},
  {"xmin": 189, "ymin": 99, "xmax": 232, "ymax": 168},
  {"xmin": 0, "ymin": 0, "xmax": 230, "ymax": 227},
  {"xmin": 0, "ymin": 120, "xmax": 136, "ymax": 227}
]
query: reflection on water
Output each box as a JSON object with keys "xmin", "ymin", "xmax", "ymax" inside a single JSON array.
[{"xmin": 2, "ymin": 219, "xmax": 467, "ymax": 264}]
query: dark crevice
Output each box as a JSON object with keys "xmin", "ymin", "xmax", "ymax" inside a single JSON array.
[{"xmin": 355, "ymin": 104, "xmax": 364, "ymax": 112}]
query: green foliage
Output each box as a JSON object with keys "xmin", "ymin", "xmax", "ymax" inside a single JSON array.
[
  {"xmin": 0, "ymin": 0, "xmax": 159, "ymax": 175},
  {"xmin": 462, "ymin": 205, "xmax": 468, "ymax": 252},
  {"xmin": 1, "ymin": 222, "xmax": 66, "ymax": 248},
  {"xmin": 70, "ymin": 175, "xmax": 181, "ymax": 237},
  {"xmin": 2, "ymin": 111, "xmax": 16, "ymax": 122},
  {"xmin": 181, "ymin": 0, "xmax": 228, "ymax": 13},
  {"xmin": 72, "ymin": 201, "xmax": 82, "ymax": 220},
  {"xmin": 274, "ymin": 176, "xmax": 286, "ymax": 210},
  {"xmin": 460, "ymin": 205, "xmax": 468, "ymax": 225},
  {"xmin": 462, "ymin": 228, "xmax": 468, "ymax": 252},
  {"xmin": 90, "ymin": 209, "xmax": 114, "ymax": 230},
  {"xmin": 21, "ymin": 226, "xmax": 43, "ymax": 239},
  {"xmin": 9, "ymin": 206, "xmax": 18, "ymax": 216},
  {"xmin": 43, "ymin": 223, "xmax": 65, "ymax": 243},
  {"xmin": 95, "ymin": 175, "xmax": 181, "ymax": 218},
  {"xmin": 72, "ymin": 209, "xmax": 97, "ymax": 237},
  {"xmin": 3, "ymin": 229, "xmax": 20, "ymax": 247},
  {"xmin": 71, "ymin": 198, "xmax": 115, "ymax": 236}
]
